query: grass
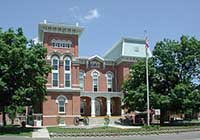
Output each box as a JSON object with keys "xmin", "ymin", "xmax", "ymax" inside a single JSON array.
[
  {"xmin": 0, "ymin": 125, "xmax": 34, "ymax": 137},
  {"xmin": 48, "ymin": 126, "xmax": 129, "ymax": 133},
  {"xmin": 47, "ymin": 125, "xmax": 200, "ymax": 134},
  {"xmin": 48, "ymin": 126, "xmax": 152, "ymax": 133}
]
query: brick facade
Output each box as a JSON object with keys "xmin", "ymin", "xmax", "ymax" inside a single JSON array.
[
  {"xmin": 0, "ymin": 22, "xmax": 146, "ymax": 126},
  {"xmin": 37, "ymin": 21, "xmax": 145, "ymax": 126}
]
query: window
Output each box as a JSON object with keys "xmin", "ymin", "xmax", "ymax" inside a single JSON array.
[
  {"xmin": 79, "ymin": 71, "xmax": 85, "ymax": 90},
  {"xmin": 134, "ymin": 47, "xmax": 139, "ymax": 52},
  {"xmin": 65, "ymin": 73, "xmax": 70, "ymax": 87},
  {"xmin": 65, "ymin": 59, "xmax": 70, "ymax": 71},
  {"xmin": 52, "ymin": 59, "xmax": 58, "ymax": 70},
  {"xmin": 64, "ymin": 57, "xmax": 71, "ymax": 88},
  {"xmin": 51, "ymin": 39, "xmax": 56, "ymax": 47},
  {"xmin": 52, "ymin": 73, "xmax": 58, "ymax": 87},
  {"xmin": 56, "ymin": 95, "xmax": 68, "ymax": 113},
  {"xmin": 51, "ymin": 56, "xmax": 59, "ymax": 87},
  {"xmin": 66, "ymin": 40, "xmax": 72, "ymax": 48},
  {"xmin": 58, "ymin": 97, "xmax": 65, "ymax": 112},
  {"xmin": 51, "ymin": 39, "xmax": 72, "ymax": 48},
  {"xmin": 106, "ymin": 72, "xmax": 113, "ymax": 92},
  {"xmin": 92, "ymin": 71, "xmax": 99, "ymax": 92}
]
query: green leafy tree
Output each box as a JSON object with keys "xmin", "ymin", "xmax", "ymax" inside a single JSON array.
[
  {"xmin": 0, "ymin": 28, "xmax": 50, "ymax": 126},
  {"xmin": 7, "ymin": 105, "xmax": 25, "ymax": 124},
  {"xmin": 123, "ymin": 36, "xmax": 200, "ymax": 125},
  {"xmin": 123, "ymin": 59, "xmax": 158, "ymax": 111}
]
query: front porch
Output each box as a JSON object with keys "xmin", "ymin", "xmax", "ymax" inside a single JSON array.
[{"xmin": 80, "ymin": 91, "xmax": 124, "ymax": 117}]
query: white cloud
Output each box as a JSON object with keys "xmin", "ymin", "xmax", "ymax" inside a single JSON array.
[
  {"xmin": 68, "ymin": 7, "xmax": 100, "ymax": 23},
  {"xmin": 84, "ymin": 9, "xmax": 100, "ymax": 20}
]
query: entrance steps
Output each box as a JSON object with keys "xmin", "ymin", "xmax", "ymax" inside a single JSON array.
[{"xmin": 88, "ymin": 116, "xmax": 121, "ymax": 125}]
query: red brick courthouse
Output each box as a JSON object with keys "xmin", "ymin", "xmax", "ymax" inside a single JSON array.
[{"xmin": 36, "ymin": 21, "xmax": 147, "ymax": 126}]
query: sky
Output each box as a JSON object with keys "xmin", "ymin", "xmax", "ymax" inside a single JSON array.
[{"xmin": 0, "ymin": 0, "xmax": 200, "ymax": 57}]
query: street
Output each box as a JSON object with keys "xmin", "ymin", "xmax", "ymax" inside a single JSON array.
[{"xmin": 1, "ymin": 131, "xmax": 200, "ymax": 140}]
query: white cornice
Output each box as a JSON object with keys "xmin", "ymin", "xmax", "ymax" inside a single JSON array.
[
  {"xmin": 38, "ymin": 22, "xmax": 84, "ymax": 42},
  {"xmin": 47, "ymin": 88, "xmax": 80, "ymax": 93},
  {"xmin": 88, "ymin": 55, "xmax": 104, "ymax": 62},
  {"xmin": 80, "ymin": 91, "xmax": 123, "ymax": 98}
]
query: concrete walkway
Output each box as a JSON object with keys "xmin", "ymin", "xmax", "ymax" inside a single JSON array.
[{"xmin": 32, "ymin": 127, "xmax": 50, "ymax": 139}]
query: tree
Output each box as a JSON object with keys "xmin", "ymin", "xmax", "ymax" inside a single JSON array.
[
  {"xmin": 7, "ymin": 105, "xmax": 25, "ymax": 124},
  {"xmin": 0, "ymin": 28, "xmax": 50, "ymax": 126},
  {"xmin": 122, "ymin": 35, "xmax": 200, "ymax": 125},
  {"xmin": 123, "ymin": 59, "xmax": 158, "ymax": 111}
]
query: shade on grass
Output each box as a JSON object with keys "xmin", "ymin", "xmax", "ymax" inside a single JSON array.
[{"xmin": 0, "ymin": 125, "xmax": 34, "ymax": 137}]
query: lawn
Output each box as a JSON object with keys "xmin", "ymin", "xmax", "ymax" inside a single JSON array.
[
  {"xmin": 48, "ymin": 126, "xmax": 135, "ymax": 133},
  {"xmin": 47, "ymin": 126, "xmax": 200, "ymax": 133},
  {"xmin": 0, "ymin": 125, "xmax": 34, "ymax": 137}
]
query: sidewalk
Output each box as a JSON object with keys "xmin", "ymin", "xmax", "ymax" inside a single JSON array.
[{"xmin": 32, "ymin": 127, "xmax": 50, "ymax": 139}]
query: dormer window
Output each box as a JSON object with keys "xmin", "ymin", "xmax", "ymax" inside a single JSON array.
[{"xmin": 51, "ymin": 39, "xmax": 72, "ymax": 48}]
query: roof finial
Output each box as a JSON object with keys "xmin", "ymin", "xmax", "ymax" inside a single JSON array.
[{"xmin": 44, "ymin": 19, "xmax": 47, "ymax": 24}]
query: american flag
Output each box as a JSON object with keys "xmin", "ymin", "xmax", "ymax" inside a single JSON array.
[
  {"xmin": 145, "ymin": 38, "xmax": 149, "ymax": 48},
  {"xmin": 145, "ymin": 38, "xmax": 152, "ymax": 57}
]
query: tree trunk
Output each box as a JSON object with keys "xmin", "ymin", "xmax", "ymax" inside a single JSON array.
[
  {"xmin": 2, "ymin": 106, "xmax": 6, "ymax": 126},
  {"xmin": 11, "ymin": 119, "xmax": 14, "ymax": 125},
  {"xmin": 160, "ymin": 109, "xmax": 165, "ymax": 126}
]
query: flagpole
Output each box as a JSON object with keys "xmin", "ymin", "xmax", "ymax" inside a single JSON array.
[{"xmin": 145, "ymin": 31, "xmax": 150, "ymax": 126}]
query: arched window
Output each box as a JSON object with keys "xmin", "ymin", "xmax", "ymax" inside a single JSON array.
[
  {"xmin": 64, "ymin": 57, "xmax": 71, "ymax": 88},
  {"xmin": 62, "ymin": 40, "xmax": 67, "ymax": 48},
  {"xmin": 106, "ymin": 72, "xmax": 113, "ymax": 92},
  {"xmin": 51, "ymin": 39, "xmax": 72, "ymax": 48},
  {"xmin": 79, "ymin": 71, "xmax": 85, "ymax": 90},
  {"xmin": 66, "ymin": 40, "xmax": 72, "ymax": 48},
  {"xmin": 92, "ymin": 71, "xmax": 100, "ymax": 92},
  {"xmin": 51, "ymin": 56, "xmax": 59, "ymax": 87},
  {"xmin": 51, "ymin": 39, "xmax": 56, "ymax": 47},
  {"xmin": 56, "ymin": 95, "xmax": 68, "ymax": 113},
  {"xmin": 57, "ymin": 40, "xmax": 61, "ymax": 48}
]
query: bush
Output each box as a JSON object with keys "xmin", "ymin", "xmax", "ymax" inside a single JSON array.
[{"xmin": 104, "ymin": 116, "xmax": 110, "ymax": 126}]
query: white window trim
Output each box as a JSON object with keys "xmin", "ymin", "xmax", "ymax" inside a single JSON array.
[
  {"xmin": 79, "ymin": 70, "xmax": 85, "ymax": 91},
  {"xmin": 51, "ymin": 56, "xmax": 59, "ymax": 88},
  {"xmin": 91, "ymin": 70, "xmax": 100, "ymax": 92},
  {"xmin": 51, "ymin": 39, "xmax": 72, "ymax": 48},
  {"xmin": 56, "ymin": 95, "xmax": 68, "ymax": 114},
  {"xmin": 105, "ymin": 71, "xmax": 114, "ymax": 92},
  {"xmin": 64, "ymin": 56, "xmax": 71, "ymax": 88}
]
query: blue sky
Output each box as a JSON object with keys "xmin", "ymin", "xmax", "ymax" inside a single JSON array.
[{"xmin": 0, "ymin": 0, "xmax": 199, "ymax": 56}]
